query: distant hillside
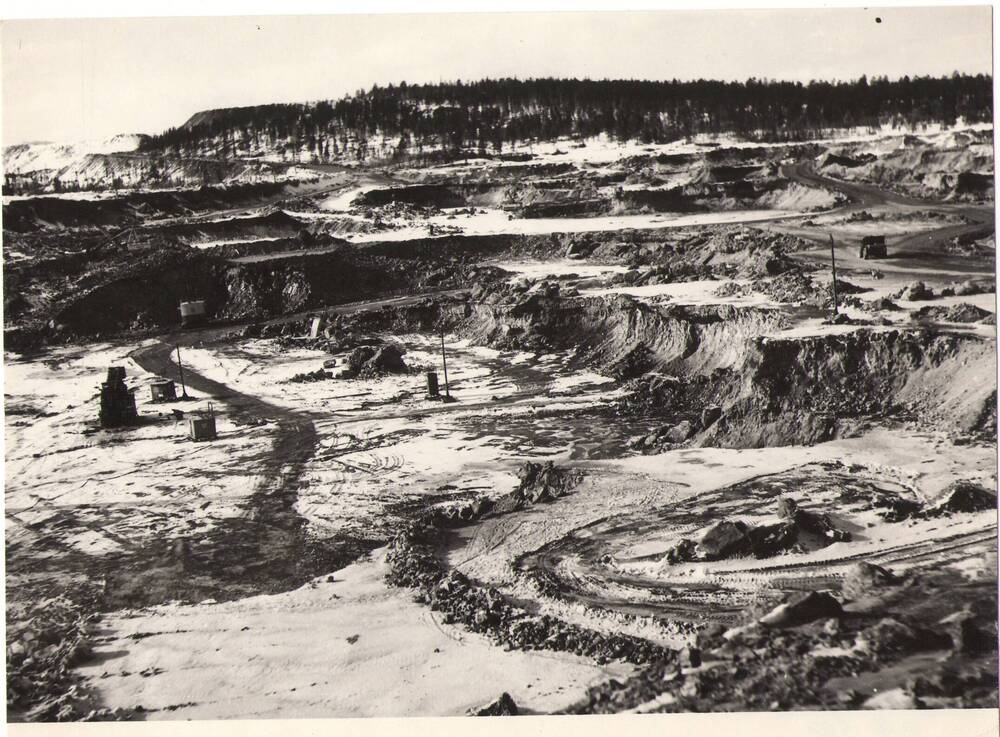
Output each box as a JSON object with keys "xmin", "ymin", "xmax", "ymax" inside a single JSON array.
[
  {"xmin": 142, "ymin": 75, "xmax": 994, "ymax": 164},
  {"xmin": 3, "ymin": 135, "xmax": 149, "ymax": 191}
]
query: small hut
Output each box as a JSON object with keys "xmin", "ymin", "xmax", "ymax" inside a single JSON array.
[{"xmin": 860, "ymin": 235, "xmax": 887, "ymax": 259}]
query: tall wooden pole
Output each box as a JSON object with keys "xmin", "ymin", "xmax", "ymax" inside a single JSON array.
[
  {"xmin": 440, "ymin": 328, "xmax": 451, "ymax": 398},
  {"xmin": 176, "ymin": 345, "xmax": 189, "ymax": 398},
  {"xmin": 828, "ymin": 233, "xmax": 839, "ymax": 316}
]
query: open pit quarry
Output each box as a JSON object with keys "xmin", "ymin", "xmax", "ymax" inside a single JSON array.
[{"xmin": 4, "ymin": 121, "xmax": 997, "ymax": 722}]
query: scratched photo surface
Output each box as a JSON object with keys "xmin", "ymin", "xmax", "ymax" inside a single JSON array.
[{"xmin": 2, "ymin": 7, "xmax": 997, "ymax": 724}]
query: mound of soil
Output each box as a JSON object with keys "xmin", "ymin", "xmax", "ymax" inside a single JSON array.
[{"xmin": 913, "ymin": 303, "xmax": 993, "ymax": 323}]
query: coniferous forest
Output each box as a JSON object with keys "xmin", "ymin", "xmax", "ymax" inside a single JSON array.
[{"xmin": 141, "ymin": 75, "xmax": 994, "ymax": 162}]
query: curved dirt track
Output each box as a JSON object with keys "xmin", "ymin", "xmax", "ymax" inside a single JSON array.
[
  {"xmin": 782, "ymin": 163, "xmax": 995, "ymax": 256},
  {"xmin": 513, "ymin": 466, "xmax": 998, "ymax": 627},
  {"xmin": 119, "ymin": 338, "xmax": 373, "ymax": 607}
]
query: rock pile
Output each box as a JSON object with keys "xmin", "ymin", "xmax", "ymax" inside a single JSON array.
[
  {"xmin": 287, "ymin": 368, "xmax": 334, "ymax": 383},
  {"xmin": 385, "ymin": 518, "xmax": 674, "ymax": 666},
  {"xmin": 339, "ymin": 344, "xmax": 408, "ymax": 379},
  {"xmin": 663, "ymin": 498, "xmax": 851, "ymax": 565},
  {"xmin": 925, "ymin": 480, "xmax": 997, "ymax": 516},
  {"xmin": 426, "ymin": 461, "xmax": 580, "ymax": 527},
  {"xmin": 565, "ymin": 559, "xmax": 998, "ymax": 713}
]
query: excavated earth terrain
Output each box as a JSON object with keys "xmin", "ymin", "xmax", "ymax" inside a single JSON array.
[{"xmin": 3, "ymin": 125, "xmax": 996, "ymax": 720}]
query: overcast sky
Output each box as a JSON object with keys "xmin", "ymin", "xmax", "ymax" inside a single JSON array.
[{"xmin": 2, "ymin": 7, "xmax": 993, "ymax": 145}]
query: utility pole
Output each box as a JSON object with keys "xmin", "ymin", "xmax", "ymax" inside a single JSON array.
[
  {"xmin": 176, "ymin": 345, "xmax": 190, "ymax": 399},
  {"xmin": 828, "ymin": 233, "xmax": 839, "ymax": 316},
  {"xmin": 439, "ymin": 328, "xmax": 451, "ymax": 399}
]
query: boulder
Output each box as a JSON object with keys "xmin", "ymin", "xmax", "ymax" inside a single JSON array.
[
  {"xmin": 470, "ymin": 692, "xmax": 519, "ymax": 716},
  {"xmin": 666, "ymin": 420, "xmax": 695, "ymax": 444},
  {"xmin": 747, "ymin": 521, "xmax": 799, "ymax": 558},
  {"xmin": 345, "ymin": 343, "xmax": 408, "ymax": 378},
  {"xmin": 841, "ymin": 562, "xmax": 898, "ymax": 600},
  {"xmin": 952, "ymin": 278, "xmax": 992, "ymax": 297},
  {"xmin": 790, "ymin": 508, "xmax": 851, "ymax": 543},
  {"xmin": 700, "ymin": 406, "xmax": 722, "ymax": 428},
  {"xmin": 697, "ymin": 520, "xmax": 752, "ymax": 560},
  {"xmin": 663, "ymin": 538, "xmax": 697, "ymax": 565},
  {"xmin": 895, "ymin": 281, "xmax": 933, "ymax": 301},
  {"xmin": 853, "ymin": 617, "xmax": 948, "ymax": 659},
  {"xmin": 514, "ymin": 461, "xmax": 578, "ymax": 503},
  {"xmin": 928, "ymin": 481, "xmax": 997, "ymax": 516},
  {"xmin": 758, "ymin": 591, "xmax": 843, "ymax": 628},
  {"xmin": 565, "ymin": 238, "xmax": 594, "ymax": 259}
]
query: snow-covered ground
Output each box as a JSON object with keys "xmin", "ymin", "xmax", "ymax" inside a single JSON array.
[
  {"xmin": 497, "ymin": 260, "xmax": 630, "ymax": 281},
  {"xmin": 77, "ymin": 549, "xmax": 631, "ymax": 719},
  {"xmin": 4, "ymin": 343, "xmax": 276, "ymax": 558},
  {"xmin": 3, "ymin": 134, "xmax": 143, "ymax": 176},
  {"xmin": 299, "ymin": 206, "xmax": 813, "ymax": 243}
]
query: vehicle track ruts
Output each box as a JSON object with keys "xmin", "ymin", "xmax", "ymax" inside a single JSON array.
[{"xmin": 103, "ymin": 337, "xmax": 378, "ymax": 606}]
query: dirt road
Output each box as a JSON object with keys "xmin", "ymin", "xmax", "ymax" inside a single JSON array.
[
  {"xmin": 116, "ymin": 339, "xmax": 374, "ymax": 607},
  {"xmin": 780, "ymin": 162, "xmax": 995, "ymax": 275}
]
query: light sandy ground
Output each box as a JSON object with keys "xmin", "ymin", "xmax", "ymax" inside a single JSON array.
[
  {"xmin": 297, "ymin": 207, "xmax": 813, "ymax": 243},
  {"xmin": 176, "ymin": 336, "xmax": 627, "ymax": 537},
  {"xmin": 4, "ymin": 343, "xmax": 276, "ymax": 556},
  {"xmin": 410, "ymin": 122, "xmax": 992, "ymax": 173},
  {"xmin": 582, "ymin": 278, "xmax": 784, "ymax": 308},
  {"xmin": 77, "ymin": 549, "xmax": 631, "ymax": 719}
]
